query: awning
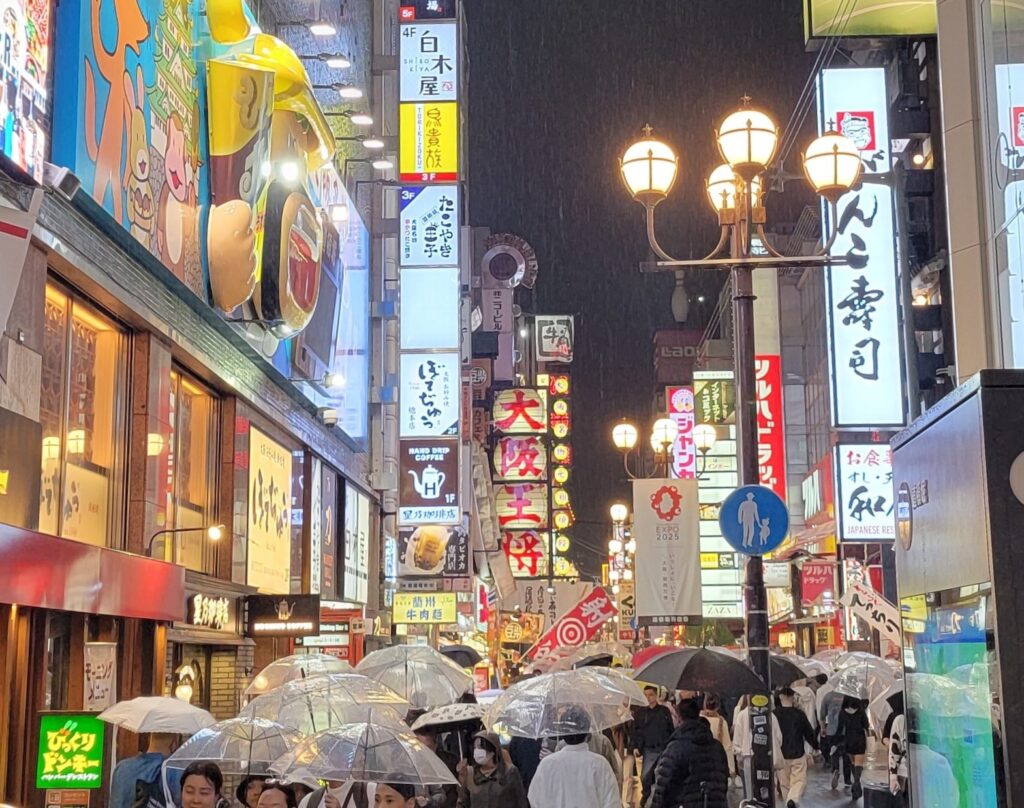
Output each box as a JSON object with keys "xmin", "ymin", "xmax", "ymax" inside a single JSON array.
[
  {"xmin": 470, "ymin": 442, "xmax": 517, "ymax": 603},
  {"xmin": 774, "ymin": 519, "xmax": 837, "ymax": 559}
]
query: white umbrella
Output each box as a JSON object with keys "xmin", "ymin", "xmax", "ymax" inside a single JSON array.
[
  {"xmin": 356, "ymin": 646, "xmax": 472, "ymax": 709},
  {"xmin": 272, "ymin": 718, "xmax": 458, "ymax": 785},
  {"xmin": 241, "ymin": 673, "xmax": 409, "ymax": 734},
  {"xmin": 245, "ymin": 653, "xmax": 352, "ymax": 696},
  {"xmin": 98, "ymin": 697, "xmax": 215, "ymax": 734},
  {"xmin": 410, "ymin": 703, "xmax": 486, "ymax": 732}
]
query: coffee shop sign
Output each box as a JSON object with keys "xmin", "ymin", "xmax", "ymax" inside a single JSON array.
[{"xmin": 189, "ymin": 594, "xmax": 232, "ymax": 631}]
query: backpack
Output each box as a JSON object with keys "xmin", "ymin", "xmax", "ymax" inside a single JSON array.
[{"xmin": 131, "ymin": 774, "xmax": 168, "ymax": 808}]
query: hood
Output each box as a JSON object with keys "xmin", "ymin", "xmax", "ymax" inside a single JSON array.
[
  {"xmin": 473, "ymin": 730, "xmax": 506, "ymax": 767},
  {"xmin": 674, "ymin": 718, "xmax": 715, "ymax": 745}
]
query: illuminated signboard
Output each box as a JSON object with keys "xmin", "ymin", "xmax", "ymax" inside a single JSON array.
[
  {"xmin": 754, "ymin": 355, "xmax": 787, "ymax": 502},
  {"xmin": 400, "ymin": 267, "xmax": 460, "ymax": 350},
  {"xmin": 400, "ymin": 22, "xmax": 457, "ymax": 102},
  {"xmin": 805, "ymin": 0, "xmax": 936, "ymax": 39},
  {"xmin": 399, "ymin": 185, "xmax": 460, "ymax": 267},
  {"xmin": 246, "ymin": 594, "xmax": 321, "ymax": 637},
  {"xmin": 835, "ymin": 443, "xmax": 895, "ymax": 541},
  {"xmin": 535, "ymin": 315, "xmax": 574, "ymax": 363},
  {"xmin": 995, "ymin": 64, "xmax": 1024, "ymax": 365},
  {"xmin": 247, "ymin": 428, "xmax": 292, "ymax": 593},
  {"xmin": 36, "ymin": 714, "xmax": 106, "ymax": 789},
  {"xmin": 492, "ymin": 388, "xmax": 548, "ymax": 434},
  {"xmin": 399, "ymin": 102, "xmax": 458, "ymax": 182},
  {"xmin": 398, "ymin": 438, "xmax": 460, "ymax": 524},
  {"xmin": 495, "ymin": 483, "xmax": 548, "ymax": 530},
  {"xmin": 1, "ymin": 0, "xmax": 50, "ymax": 182},
  {"xmin": 400, "ymin": 352, "xmax": 460, "ymax": 437},
  {"xmin": 666, "ymin": 386, "xmax": 696, "ymax": 479},
  {"xmin": 493, "ymin": 436, "xmax": 548, "ymax": 482},
  {"xmin": 503, "ymin": 530, "xmax": 548, "ymax": 577},
  {"xmin": 343, "ymin": 486, "xmax": 371, "ymax": 604},
  {"xmin": 820, "ymin": 67, "xmax": 905, "ymax": 429},
  {"xmin": 393, "ymin": 591, "xmax": 457, "ymax": 624}
]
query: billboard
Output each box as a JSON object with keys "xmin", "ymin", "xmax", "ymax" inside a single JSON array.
[
  {"xmin": 754, "ymin": 355, "xmax": 786, "ymax": 502},
  {"xmin": 399, "ymin": 439, "xmax": 460, "ymax": 525},
  {"xmin": 666, "ymin": 386, "xmax": 696, "ymax": 479},
  {"xmin": 819, "ymin": 67, "xmax": 906, "ymax": 429},
  {"xmin": 805, "ymin": 0, "xmax": 936, "ymax": 39},
  {"xmin": 835, "ymin": 443, "xmax": 895, "ymax": 541},
  {"xmin": 400, "ymin": 22, "xmax": 457, "ymax": 102},
  {"xmin": 400, "ymin": 267, "xmax": 460, "ymax": 350},
  {"xmin": 399, "ymin": 185, "xmax": 459, "ymax": 266},
  {"xmin": 393, "ymin": 592, "xmax": 457, "ymax": 624},
  {"xmin": 400, "ymin": 352, "xmax": 460, "ymax": 437},
  {"xmin": 399, "ymin": 101, "xmax": 458, "ymax": 182},
  {"xmin": 0, "ymin": 0, "xmax": 50, "ymax": 182},
  {"xmin": 343, "ymin": 485, "xmax": 371, "ymax": 603},
  {"xmin": 247, "ymin": 427, "xmax": 292, "ymax": 593},
  {"xmin": 535, "ymin": 315, "xmax": 574, "ymax": 363}
]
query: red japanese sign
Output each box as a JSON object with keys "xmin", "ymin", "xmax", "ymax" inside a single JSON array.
[
  {"xmin": 525, "ymin": 586, "xmax": 617, "ymax": 665},
  {"xmin": 755, "ymin": 355, "xmax": 787, "ymax": 503},
  {"xmin": 503, "ymin": 530, "xmax": 548, "ymax": 577},
  {"xmin": 492, "ymin": 389, "xmax": 548, "ymax": 434},
  {"xmin": 801, "ymin": 561, "xmax": 835, "ymax": 606},
  {"xmin": 494, "ymin": 484, "xmax": 548, "ymax": 529},
  {"xmin": 666, "ymin": 386, "xmax": 696, "ymax": 479},
  {"xmin": 493, "ymin": 436, "xmax": 548, "ymax": 482}
]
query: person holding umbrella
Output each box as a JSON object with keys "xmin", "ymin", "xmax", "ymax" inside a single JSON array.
[
  {"xmin": 527, "ymin": 707, "xmax": 619, "ymax": 808},
  {"xmin": 180, "ymin": 761, "xmax": 226, "ymax": 808},
  {"xmin": 454, "ymin": 731, "xmax": 528, "ymax": 808},
  {"xmin": 110, "ymin": 732, "xmax": 180, "ymax": 808},
  {"xmin": 376, "ymin": 784, "xmax": 417, "ymax": 808},
  {"xmin": 236, "ymin": 776, "xmax": 269, "ymax": 808},
  {"xmin": 838, "ymin": 696, "xmax": 871, "ymax": 801},
  {"xmin": 647, "ymin": 699, "xmax": 730, "ymax": 808},
  {"xmin": 413, "ymin": 725, "xmax": 460, "ymax": 808}
]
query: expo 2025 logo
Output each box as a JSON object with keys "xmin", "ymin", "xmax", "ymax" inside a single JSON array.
[{"xmin": 650, "ymin": 485, "xmax": 682, "ymax": 522}]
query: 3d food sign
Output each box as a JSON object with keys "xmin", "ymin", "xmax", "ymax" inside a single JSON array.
[{"xmin": 36, "ymin": 714, "xmax": 106, "ymax": 789}]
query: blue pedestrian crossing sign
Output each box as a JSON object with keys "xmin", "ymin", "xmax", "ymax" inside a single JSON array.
[{"xmin": 718, "ymin": 485, "xmax": 789, "ymax": 556}]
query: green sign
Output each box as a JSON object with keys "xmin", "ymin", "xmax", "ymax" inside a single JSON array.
[
  {"xmin": 36, "ymin": 714, "xmax": 106, "ymax": 789},
  {"xmin": 805, "ymin": 0, "xmax": 936, "ymax": 39}
]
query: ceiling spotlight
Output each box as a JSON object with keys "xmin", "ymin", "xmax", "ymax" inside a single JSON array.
[
  {"xmin": 338, "ymin": 85, "xmax": 363, "ymax": 100},
  {"xmin": 308, "ymin": 21, "xmax": 336, "ymax": 36},
  {"xmin": 371, "ymin": 158, "xmax": 394, "ymax": 171},
  {"xmin": 350, "ymin": 113, "xmax": 373, "ymax": 126},
  {"xmin": 362, "ymin": 138, "xmax": 385, "ymax": 150},
  {"xmin": 330, "ymin": 203, "xmax": 349, "ymax": 223},
  {"xmin": 912, "ymin": 152, "xmax": 926, "ymax": 167},
  {"xmin": 325, "ymin": 54, "xmax": 350, "ymax": 69}
]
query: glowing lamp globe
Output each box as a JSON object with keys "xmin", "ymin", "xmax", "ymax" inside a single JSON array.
[
  {"xmin": 650, "ymin": 418, "xmax": 678, "ymax": 452},
  {"xmin": 693, "ymin": 423, "xmax": 718, "ymax": 453},
  {"xmin": 803, "ymin": 130, "xmax": 862, "ymax": 203},
  {"xmin": 706, "ymin": 164, "xmax": 739, "ymax": 212},
  {"xmin": 612, "ymin": 421, "xmax": 639, "ymax": 451},
  {"xmin": 717, "ymin": 105, "xmax": 779, "ymax": 181},
  {"xmin": 610, "ymin": 503, "xmax": 629, "ymax": 524},
  {"xmin": 620, "ymin": 131, "xmax": 679, "ymax": 205},
  {"xmin": 608, "ymin": 538, "xmax": 624, "ymax": 554}
]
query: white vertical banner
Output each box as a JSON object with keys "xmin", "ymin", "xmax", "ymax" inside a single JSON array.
[
  {"xmin": 84, "ymin": 642, "xmax": 118, "ymax": 711},
  {"xmin": 632, "ymin": 478, "xmax": 702, "ymax": 625},
  {"xmin": 819, "ymin": 67, "xmax": 906, "ymax": 429}
]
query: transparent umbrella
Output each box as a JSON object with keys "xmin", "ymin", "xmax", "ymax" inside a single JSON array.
[
  {"xmin": 833, "ymin": 658, "xmax": 896, "ymax": 701},
  {"xmin": 355, "ymin": 646, "xmax": 472, "ymax": 709},
  {"xmin": 484, "ymin": 670, "xmax": 633, "ymax": 738},
  {"xmin": 245, "ymin": 653, "xmax": 351, "ymax": 697},
  {"xmin": 580, "ymin": 667, "xmax": 646, "ymax": 706},
  {"xmin": 550, "ymin": 641, "xmax": 633, "ymax": 671},
  {"xmin": 271, "ymin": 717, "xmax": 459, "ymax": 785},
  {"xmin": 240, "ymin": 673, "xmax": 409, "ymax": 734}
]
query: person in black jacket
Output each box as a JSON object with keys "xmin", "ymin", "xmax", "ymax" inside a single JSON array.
[
  {"xmin": 775, "ymin": 687, "xmax": 819, "ymax": 808},
  {"xmin": 838, "ymin": 697, "xmax": 871, "ymax": 801},
  {"xmin": 647, "ymin": 698, "xmax": 729, "ymax": 808},
  {"xmin": 632, "ymin": 686, "xmax": 675, "ymax": 803}
]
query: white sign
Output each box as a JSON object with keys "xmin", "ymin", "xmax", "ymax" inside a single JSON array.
[
  {"xmin": 840, "ymin": 582, "xmax": 901, "ymax": 644},
  {"xmin": 764, "ymin": 562, "xmax": 791, "ymax": 589},
  {"xmin": 835, "ymin": 443, "xmax": 895, "ymax": 541},
  {"xmin": 84, "ymin": 642, "xmax": 117, "ymax": 711},
  {"xmin": 534, "ymin": 315, "xmax": 574, "ymax": 363},
  {"xmin": 350, "ymin": 618, "xmax": 366, "ymax": 634},
  {"xmin": 401, "ymin": 268, "xmax": 461, "ymax": 350},
  {"xmin": 343, "ymin": 486, "xmax": 372, "ymax": 604},
  {"xmin": 400, "ymin": 22, "xmax": 458, "ymax": 102},
  {"xmin": 820, "ymin": 67, "xmax": 905, "ymax": 429},
  {"xmin": 481, "ymin": 288, "xmax": 513, "ymax": 333},
  {"xmin": 632, "ymin": 478, "xmax": 702, "ymax": 624},
  {"xmin": 400, "ymin": 352, "xmax": 460, "ymax": 437},
  {"xmin": 399, "ymin": 185, "xmax": 459, "ymax": 267}
]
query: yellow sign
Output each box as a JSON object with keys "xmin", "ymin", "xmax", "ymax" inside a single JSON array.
[
  {"xmin": 400, "ymin": 102, "xmax": 458, "ymax": 182},
  {"xmin": 247, "ymin": 427, "xmax": 293, "ymax": 593},
  {"xmin": 751, "ymin": 694, "xmax": 769, "ymax": 708},
  {"xmin": 700, "ymin": 552, "xmax": 719, "ymax": 569},
  {"xmin": 393, "ymin": 592, "xmax": 457, "ymax": 624},
  {"xmin": 805, "ymin": 0, "xmax": 935, "ymax": 39}
]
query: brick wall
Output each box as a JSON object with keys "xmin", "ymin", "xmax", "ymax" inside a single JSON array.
[{"xmin": 209, "ymin": 649, "xmax": 241, "ymax": 720}]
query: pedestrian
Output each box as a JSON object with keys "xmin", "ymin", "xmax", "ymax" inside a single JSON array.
[
  {"xmin": 647, "ymin": 698, "xmax": 729, "ymax": 808},
  {"xmin": 180, "ymin": 762, "xmax": 225, "ymax": 808},
  {"xmin": 838, "ymin": 697, "xmax": 871, "ymax": 801},
  {"xmin": 299, "ymin": 781, "xmax": 369, "ymax": 808},
  {"xmin": 414, "ymin": 725, "xmax": 460, "ymax": 808},
  {"xmin": 790, "ymin": 678, "xmax": 819, "ymax": 735},
  {"xmin": 699, "ymin": 694, "xmax": 735, "ymax": 780},
  {"xmin": 775, "ymin": 687, "xmax": 818, "ymax": 808},
  {"xmin": 507, "ymin": 736, "xmax": 543, "ymax": 791},
  {"xmin": 455, "ymin": 731, "xmax": 529, "ymax": 808},
  {"xmin": 818, "ymin": 680, "xmax": 849, "ymax": 790},
  {"xmin": 630, "ymin": 685, "xmax": 674, "ymax": 803},
  {"xmin": 236, "ymin": 776, "xmax": 269, "ymax": 808},
  {"xmin": 527, "ymin": 708, "xmax": 620, "ymax": 808},
  {"xmin": 375, "ymin": 784, "xmax": 417, "ymax": 808},
  {"xmin": 732, "ymin": 695, "xmax": 782, "ymax": 800},
  {"xmin": 256, "ymin": 785, "xmax": 296, "ymax": 808},
  {"xmin": 109, "ymin": 732, "xmax": 180, "ymax": 808}
]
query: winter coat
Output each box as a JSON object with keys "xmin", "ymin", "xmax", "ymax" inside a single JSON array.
[
  {"xmin": 459, "ymin": 732, "xmax": 529, "ymax": 808},
  {"xmin": 838, "ymin": 708, "xmax": 870, "ymax": 755},
  {"xmin": 648, "ymin": 719, "xmax": 730, "ymax": 808},
  {"xmin": 508, "ymin": 736, "xmax": 543, "ymax": 790},
  {"xmin": 527, "ymin": 742, "xmax": 620, "ymax": 808},
  {"xmin": 699, "ymin": 712, "xmax": 733, "ymax": 775},
  {"xmin": 631, "ymin": 703, "xmax": 675, "ymax": 753},
  {"xmin": 775, "ymin": 705, "xmax": 818, "ymax": 760}
]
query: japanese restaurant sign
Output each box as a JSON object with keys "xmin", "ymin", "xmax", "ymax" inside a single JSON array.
[
  {"xmin": 755, "ymin": 355, "xmax": 787, "ymax": 501},
  {"xmin": 398, "ymin": 525, "xmax": 469, "ymax": 576},
  {"xmin": 36, "ymin": 714, "xmax": 106, "ymax": 789},
  {"xmin": 534, "ymin": 315, "xmax": 574, "ymax": 363},
  {"xmin": 503, "ymin": 529, "xmax": 549, "ymax": 577},
  {"xmin": 400, "ymin": 22, "xmax": 457, "ymax": 102},
  {"xmin": 247, "ymin": 427, "xmax": 293, "ymax": 593},
  {"xmin": 525, "ymin": 586, "xmax": 617, "ymax": 665},
  {"xmin": 835, "ymin": 443, "xmax": 895, "ymax": 541},
  {"xmin": 393, "ymin": 592, "xmax": 457, "ymax": 624},
  {"xmin": 400, "ymin": 352, "xmax": 460, "ymax": 437},
  {"xmin": 399, "ymin": 186, "xmax": 460, "ymax": 266},
  {"xmin": 840, "ymin": 581, "xmax": 902, "ymax": 644},
  {"xmin": 399, "ymin": 102, "xmax": 458, "ymax": 182},
  {"xmin": 492, "ymin": 389, "xmax": 548, "ymax": 434},
  {"xmin": 493, "ymin": 436, "xmax": 548, "ymax": 482},
  {"xmin": 399, "ymin": 439, "xmax": 460, "ymax": 524},
  {"xmin": 494, "ymin": 483, "xmax": 548, "ymax": 530},
  {"xmin": 666, "ymin": 386, "xmax": 696, "ymax": 479},
  {"xmin": 820, "ymin": 67, "xmax": 905, "ymax": 429},
  {"xmin": 246, "ymin": 595, "xmax": 321, "ymax": 637}
]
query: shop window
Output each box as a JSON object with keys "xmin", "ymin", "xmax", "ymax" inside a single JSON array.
[
  {"xmin": 43, "ymin": 612, "xmax": 72, "ymax": 711},
  {"xmin": 38, "ymin": 282, "xmax": 127, "ymax": 547},
  {"xmin": 162, "ymin": 369, "xmax": 219, "ymax": 573}
]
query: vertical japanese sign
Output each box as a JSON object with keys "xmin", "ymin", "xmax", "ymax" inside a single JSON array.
[
  {"xmin": 247, "ymin": 427, "xmax": 293, "ymax": 593},
  {"xmin": 83, "ymin": 643, "xmax": 117, "ymax": 711},
  {"xmin": 820, "ymin": 68, "xmax": 905, "ymax": 428},
  {"xmin": 400, "ymin": 22, "xmax": 457, "ymax": 101},
  {"xmin": 534, "ymin": 315, "xmax": 574, "ymax": 363},
  {"xmin": 666, "ymin": 386, "xmax": 696, "ymax": 479},
  {"xmin": 754, "ymin": 355, "xmax": 786, "ymax": 502},
  {"xmin": 801, "ymin": 560, "xmax": 835, "ymax": 606},
  {"xmin": 399, "ymin": 440, "xmax": 460, "ymax": 524},
  {"xmin": 835, "ymin": 443, "xmax": 895, "ymax": 541},
  {"xmin": 632, "ymin": 478, "xmax": 702, "ymax": 624},
  {"xmin": 36, "ymin": 714, "xmax": 106, "ymax": 789},
  {"xmin": 400, "ymin": 186, "xmax": 460, "ymax": 266}
]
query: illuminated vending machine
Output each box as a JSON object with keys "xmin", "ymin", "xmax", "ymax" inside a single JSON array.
[{"xmin": 890, "ymin": 371, "xmax": 1024, "ymax": 808}]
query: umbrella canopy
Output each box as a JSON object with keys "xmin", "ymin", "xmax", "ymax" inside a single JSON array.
[
  {"xmin": 484, "ymin": 670, "xmax": 633, "ymax": 738},
  {"xmin": 582, "ymin": 667, "xmax": 646, "ymax": 706},
  {"xmin": 272, "ymin": 720, "xmax": 459, "ymax": 785},
  {"xmin": 634, "ymin": 648, "xmax": 766, "ymax": 696},
  {"xmin": 245, "ymin": 653, "xmax": 352, "ymax": 697},
  {"xmin": 834, "ymin": 651, "xmax": 888, "ymax": 672},
  {"xmin": 410, "ymin": 703, "xmax": 486, "ymax": 732},
  {"xmin": 356, "ymin": 646, "xmax": 472, "ymax": 709},
  {"xmin": 552, "ymin": 641, "xmax": 632, "ymax": 671},
  {"xmin": 631, "ymin": 645, "xmax": 678, "ymax": 670},
  {"xmin": 98, "ymin": 696, "xmax": 215, "ymax": 734},
  {"xmin": 163, "ymin": 717, "xmax": 303, "ymax": 778},
  {"xmin": 737, "ymin": 653, "xmax": 807, "ymax": 687},
  {"xmin": 811, "ymin": 648, "xmax": 845, "ymax": 668},
  {"xmin": 475, "ymin": 689, "xmax": 504, "ymax": 706},
  {"xmin": 868, "ymin": 681, "xmax": 905, "ymax": 731},
  {"xmin": 241, "ymin": 673, "xmax": 408, "ymax": 734},
  {"xmin": 904, "ymin": 672, "xmax": 989, "ymax": 719},
  {"xmin": 439, "ymin": 644, "xmax": 482, "ymax": 669},
  {"xmin": 793, "ymin": 656, "xmax": 831, "ymax": 678},
  {"xmin": 833, "ymin": 658, "xmax": 896, "ymax": 701}
]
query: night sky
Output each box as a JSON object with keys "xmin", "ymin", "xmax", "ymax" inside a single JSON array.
[{"xmin": 467, "ymin": 1, "xmax": 815, "ymax": 578}]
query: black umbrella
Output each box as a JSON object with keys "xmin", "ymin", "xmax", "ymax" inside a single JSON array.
[
  {"xmin": 634, "ymin": 648, "xmax": 766, "ymax": 696},
  {"xmin": 571, "ymin": 653, "xmax": 614, "ymax": 669},
  {"xmin": 762, "ymin": 654, "xmax": 808, "ymax": 687},
  {"xmin": 439, "ymin": 645, "xmax": 482, "ymax": 669}
]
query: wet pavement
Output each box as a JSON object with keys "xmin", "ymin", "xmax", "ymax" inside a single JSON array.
[{"xmin": 729, "ymin": 758, "xmax": 890, "ymax": 808}]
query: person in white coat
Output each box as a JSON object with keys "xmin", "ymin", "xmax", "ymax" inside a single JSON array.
[
  {"xmin": 528, "ymin": 716, "xmax": 619, "ymax": 808},
  {"xmin": 732, "ymin": 696, "xmax": 782, "ymax": 803}
]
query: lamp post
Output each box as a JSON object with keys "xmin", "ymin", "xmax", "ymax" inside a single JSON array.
[
  {"xmin": 619, "ymin": 100, "xmax": 861, "ymax": 806},
  {"xmin": 147, "ymin": 524, "xmax": 225, "ymax": 560},
  {"xmin": 613, "ymin": 416, "xmax": 720, "ymax": 480}
]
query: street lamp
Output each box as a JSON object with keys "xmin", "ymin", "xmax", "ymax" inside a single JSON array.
[
  {"xmin": 693, "ymin": 423, "xmax": 718, "ymax": 479},
  {"xmin": 147, "ymin": 524, "xmax": 225, "ymax": 560},
  {"xmin": 620, "ymin": 99, "xmax": 860, "ymax": 803},
  {"xmin": 612, "ymin": 418, "xmax": 678, "ymax": 479},
  {"xmin": 609, "ymin": 503, "xmax": 629, "ymax": 524}
]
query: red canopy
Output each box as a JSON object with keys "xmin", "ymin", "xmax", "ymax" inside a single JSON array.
[{"xmin": 631, "ymin": 645, "xmax": 678, "ymax": 670}]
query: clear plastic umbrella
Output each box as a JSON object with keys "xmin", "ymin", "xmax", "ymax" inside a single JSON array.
[
  {"xmin": 355, "ymin": 646, "xmax": 472, "ymax": 709},
  {"xmin": 271, "ymin": 717, "xmax": 459, "ymax": 785},
  {"xmin": 793, "ymin": 656, "xmax": 831, "ymax": 679},
  {"xmin": 811, "ymin": 648, "xmax": 845, "ymax": 668},
  {"xmin": 580, "ymin": 667, "xmax": 646, "ymax": 706},
  {"xmin": 99, "ymin": 696, "xmax": 215, "ymax": 734},
  {"xmin": 240, "ymin": 673, "xmax": 409, "ymax": 734},
  {"xmin": 833, "ymin": 658, "xmax": 896, "ymax": 701},
  {"xmin": 484, "ymin": 670, "xmax": 633, "ymax": 738},
  {"xmin": 549, "ymin": 641, "xmax": 633, "ymax": 671},
  {"xmin": 245, "ymin": 653, "xmax": 352, "ymax": 697}
]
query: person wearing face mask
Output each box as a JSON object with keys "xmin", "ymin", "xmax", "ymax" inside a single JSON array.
[
  {"xmin": 837, "ymin": 697, "xmax": 871, "ymax": 801},
  {"xmin": 454, "ymin": 732, "xmax": 528, "ymax": 808}
]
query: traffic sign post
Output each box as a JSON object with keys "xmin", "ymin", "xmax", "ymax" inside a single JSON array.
[{"xmin": 718, "ymin": 484, "xmax": 790, "ymax": 556}]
